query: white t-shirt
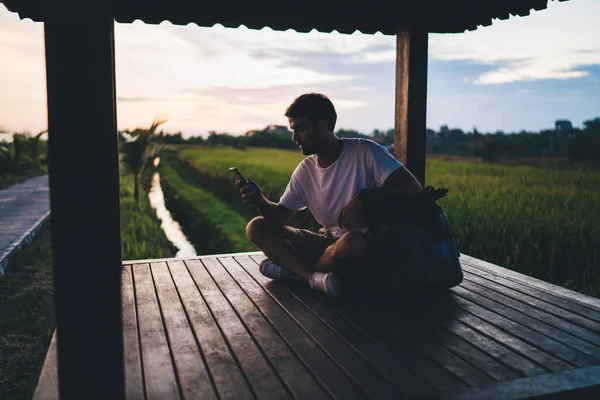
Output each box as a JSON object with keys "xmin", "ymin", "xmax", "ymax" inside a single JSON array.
[{"xmin": 279, "ymin": 138, "xmax": 403, "ymax": 238}]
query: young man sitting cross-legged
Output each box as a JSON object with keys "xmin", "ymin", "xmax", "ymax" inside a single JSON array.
[{"xmin": 236, "ymin": 93, "xmax": 422, "ymax": 296}]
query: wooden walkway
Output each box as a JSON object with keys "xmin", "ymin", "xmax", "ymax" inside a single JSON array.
[
  {"xmin": 0, "ymin": 175, "xmax": 50, "ymax": 273},
  {"xmin": 35, "ymin": 253, "xmax": 600, "ymax": 399}
]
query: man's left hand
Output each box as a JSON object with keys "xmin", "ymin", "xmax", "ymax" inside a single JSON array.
[{"xmin": 338, "ymin": 192, "xmax": 367, "ymax": 230}]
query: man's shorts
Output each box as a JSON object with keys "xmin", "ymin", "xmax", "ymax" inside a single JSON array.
[{"xmin": 279, "ymin": 226, "xmax": 338, "ymax": 267}]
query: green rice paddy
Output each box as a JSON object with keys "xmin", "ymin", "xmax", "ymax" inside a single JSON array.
[{"xmin": 175, "ymin": 145, "xmax": 600, "ymax": 297}]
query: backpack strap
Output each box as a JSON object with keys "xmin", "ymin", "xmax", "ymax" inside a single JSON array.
[
  {"xmin": 359, "ymin": 186, "xmax": 448, "ymax": 203},
  {"xmin": 421, "ymin": 186, "xmax": 448, "ymax": 202}
]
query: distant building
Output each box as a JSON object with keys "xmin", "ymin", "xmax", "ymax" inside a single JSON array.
[{"xmin": 245, "ymin": 124, "xmax": 291, "ymax": 136}]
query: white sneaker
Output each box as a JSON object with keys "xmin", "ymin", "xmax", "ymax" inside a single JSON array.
[
  {"xmin": 309, "ymin": 272, "xmax": 342, "ymax": 297},
  {"xmin": 259, "ymin": 259, "xmax": 301, "ymax": 280}
]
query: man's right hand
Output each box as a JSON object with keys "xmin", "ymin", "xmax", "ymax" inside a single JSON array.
[{"xmin": 236, "ymin": 179, "xmax": 265, "ymax": 207}]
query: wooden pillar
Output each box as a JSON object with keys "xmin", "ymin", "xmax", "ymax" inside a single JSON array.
[
  {"xmin": 44, "ymin": 11, "xmax": 125, "ymax": 400},
  {"xmin": 394, "ymin": 25, "xmax": 428, "ymax": 185}
]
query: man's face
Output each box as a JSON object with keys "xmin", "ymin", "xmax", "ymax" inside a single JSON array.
[{"xmin": 289, "ymin": 117, "xmax": 319, "ymax": 155}]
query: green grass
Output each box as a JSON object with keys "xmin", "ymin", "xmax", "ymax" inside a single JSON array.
[
  {"xmin": 0, "ymin": 172, "xmax": 174, "ymax": 399},
  {"xmin": 159, "ymin": 155, "xmax": 256, "ymax": 253},
  {"xmin": 178, "ymin": 145, "xmax": 600, "ymax": 297},
  {"xmin": 178, "ymin": 146, "xmax": 303, "ymax": 200},
  {"xmin": 120, "ymin": 173, "xmax": 175, "ymax": 260},
  {"xmin": 0, "ymin": 223, "xmax": 54, "ymax": 400},
  {"xmin": 426, "ymin": 160, "xmax": 600, "ymax": 296}
]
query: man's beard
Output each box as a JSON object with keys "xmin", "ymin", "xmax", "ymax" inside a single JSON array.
[
  {"xmin": 300, "ymin": 136, "xmax": 319, "ymax": 155},
  {"xmin": 300, "ymin": 143, "xmax": 316, "ymax": 155}
]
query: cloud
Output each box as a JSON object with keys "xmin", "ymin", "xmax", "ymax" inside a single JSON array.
[
  {"xmin": 0, "ymin": 6, "xmax": 46, "ymax": 133},
  {"xmin": 1, "ymin": 0, "xmax": 599, "ymax": 136},
  {"xmin": 326, "ymin": 0, "xmax": 600, "ymax": 85},
  {"xmin": 115, "ymin": 83, "xmax": 375, "ymax": 136},
  {"xmin": 114, "ymin": 22, "xmax": 360, "ymax": 97},
  {"xmin": 167, "ymin": 84, "xmax": 371, "ymax": 134},
  {"xmin": 118, "ymin": 97, "xmax": 171, "ymax": 102},
  {"xmin": 476, "ymin": 64, "xmax": 588, "ymax": 84},
  {"xmin": 110, "ymin": 22, "xmax": 385, "ymax": 134},
  {"xmin": 428, "ymin": 0, "xmax": 600, "ymax": 84}
]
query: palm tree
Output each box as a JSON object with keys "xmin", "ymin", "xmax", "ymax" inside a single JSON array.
[
  {"xmin": 0, "ymin": 129, "xmax": 47, "ymax": 172},
  {"xmin": 120, "ymin": 118, "xmax": 166, "ymax": 203},
  {"xmin": 11, "ymin": 133, "xmax": 27, "ymax": 166},
  {"xmin": 26, "ymin": 130, "xmax": 47, "ymax": 168}
]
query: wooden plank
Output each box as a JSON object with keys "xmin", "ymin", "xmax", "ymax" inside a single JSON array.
[
  {"xmin": 132, "ymin": 263, "xmax": 179, "ymax": 399},
  {"xmin": 368, "ymin": 299, "xmax": 501, "ymax": 387},
  {"xmin": 185, "ymin": 258, "xmax": 291, "ymax": 399},
  {"xmin": 438, "ymin": 318, "xmax": 548, "ymax": 378},
  {"xmin": 460, "ymin": 254, "xmax": 600, "ymax": 312},
  {"xmin": 395, "ymin": 25, "xmax": 428, "ymax": 185},
  {"xmin": 427, "ymin": 328, "xmax": 521, "ymax": 382},
  {"xmin": 422, "ymin": 365, "xmax": 600, "ymax": 400},
  {"xmin": 316, "ymin": 299, "xmax": 469, "ymax": 393},
  {"xmin": 228, "ymin": 255, "xmax": 370, "ymax": 399},
  {"xmin": 445, "ymin": 306, "xmax": 565, "ymax": 374},
  {"xmin": 204, "ymin": 257, "xmax": 331, "ymax": 400},
  {"xmin": 298, "ymin": 302, "xmax": 465, "ymax": 392},
  {"xmin": 126, "ymin": 250, "xmax": 264, "ymax": 265},
  {"xmin": 460, "ymin": 279, "xmax": 600, "ymax": 358},
  {"xmin": 33, "ymin": 331, "xmax": 58, "ymax": 400},
  {"xmin": 167, "ymin": 260, "xmax": 254, "ymax": 400},
  {"xmin": 44, "ymin": 14, "xmax": 124, "ymax": 399},
  {"xmin": 450, "ymin": 287, "xmax": 588, "ymax": 369},
  {"xmin": 240, "ymin": 255, "xmax": 400, "ymax": 398},
  {"xmin": 250, "ymin": 256, "xmax": 518, "ymax": 388},
  {"xmin": 454, "ymin": 283, "xmax": 600, "ymax": 365},
  {"xmin": 150, "ymin": 261, "xmax": 217, "ymax": 399},
  {"xmin": 462, "ymin": 264, "xmax": 600, "ymax": 325},
  {"xmin": 121, "ymin": 265, "xmax": 144, "ymax": 400},
  {"xmin": 248, "ymin": 254, "xmax": 466, "ymax": 393},
  {"xmin": 280, "ymin": 277, "xmax": 442, "ymax": 396}
]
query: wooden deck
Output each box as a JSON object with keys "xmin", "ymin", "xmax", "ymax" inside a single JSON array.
[{"xmin": 35, "ymin": 252, "xmax": 600, "ymax": 399}]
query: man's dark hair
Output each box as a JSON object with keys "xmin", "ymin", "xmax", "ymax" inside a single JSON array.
[{"xmin": 285, "ymin": 93, "xmax": 337, "ymax": 131}]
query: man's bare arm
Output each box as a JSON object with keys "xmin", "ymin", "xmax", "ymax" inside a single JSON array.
[
  {"xmin": 381, "ymin": 166, "xmax": 423, "ymax": 194},
  {"xmin": 255, "ymin": 198, "xmax": 296, "ymax": 226},
  {"xmin": 236, "ymin": 178, "xmax": 296, "ymax": 225}
]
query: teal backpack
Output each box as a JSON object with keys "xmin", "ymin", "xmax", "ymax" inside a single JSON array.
[{"xmin": 346, "ymin": 186, "xmax": 463, "ymax": 296}]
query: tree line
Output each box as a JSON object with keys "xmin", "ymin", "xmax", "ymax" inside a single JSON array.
[
  {"xmin": 2, "ymin": 116, "xmax": 599, "ymax": 177},
  {"xmin": 157, "ymin": 117, "xmax": 600, "ymax": 164},
  {"xmin": 0, "ymin": 129, "xmax": 47, "ymax": 172}
]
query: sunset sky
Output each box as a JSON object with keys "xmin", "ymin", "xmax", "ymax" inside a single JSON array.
[{"xmin": 1, "ymin": 0, "xmax": 599, "ymax": 139}]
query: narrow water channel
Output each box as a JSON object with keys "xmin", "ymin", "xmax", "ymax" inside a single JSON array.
[{"xmin": 148, "ymin": 157, "xmax": 197, "ymax": 258}]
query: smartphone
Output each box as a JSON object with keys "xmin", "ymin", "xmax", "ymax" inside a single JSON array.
[{"xmin": 229, "ymin": 167, "xmax": 256, "ymax": 193}]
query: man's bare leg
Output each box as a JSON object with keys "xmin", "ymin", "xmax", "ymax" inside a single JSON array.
[
  {"xmin": 246, "ymin": 217, "xmax": 316, "ymax": 281},
  {"xmin": 314, "ymin": 231, "xmax": 373, "ymax": 273}
]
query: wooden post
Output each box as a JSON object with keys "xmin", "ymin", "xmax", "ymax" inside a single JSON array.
[
  {"xmin": 394, "ymin": 25, "xmax": 428, "ymax": 185},
  {"xmin": 44, "ymin": 12, "xmax": 125, "ymax": 400}
]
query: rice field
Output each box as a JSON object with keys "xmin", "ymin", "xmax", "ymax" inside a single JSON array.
[
  {"xmin": 120, "ymin": 174, "xmax": 175, "ymax": 260},
  {"xmin": 175, "ymin": 145, "xmax": 600, "ymax": 297},
  {"xmin": 158, "ymin": 156, "xmax": 256, "ymax": 254}
]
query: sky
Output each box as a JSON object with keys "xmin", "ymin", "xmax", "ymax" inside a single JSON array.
[{"xmin": 1, "ymin": 0, "xmax": 599, "ymax": 139}]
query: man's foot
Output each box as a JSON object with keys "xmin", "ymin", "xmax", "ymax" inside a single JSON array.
[
  {"xmin": 259, "ymin": 259, "xmax": 302, "ymax": 280},
  {"xmin": 309, "ymin": 272, "xmax": 342, "ymax": 297}
]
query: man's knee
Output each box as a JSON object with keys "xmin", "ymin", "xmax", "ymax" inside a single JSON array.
[
  {"xmin": 246, "ymin": 217, "xmax": 267, "ymax": 244},
  {"xmin": 246, "ymin": 216, "xmax": 282, "ymax": 245},
  {"xmin": 314, "ymin": 231, "xmax": 372, "ymax": 273},
  {"xmin": 336, "ymin": 231, "xmax": 373, "ymax": 258}
]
